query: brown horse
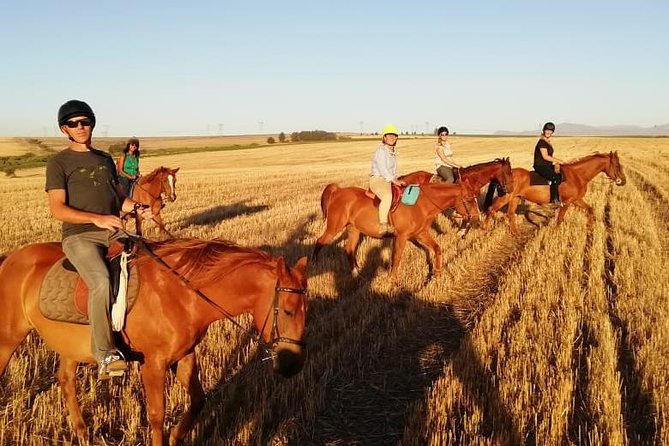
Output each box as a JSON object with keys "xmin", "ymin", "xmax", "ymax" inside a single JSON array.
[
  {"xmin": 0, "ymin": 239, "xmax": 308, "ymax": 446},
  {"xmin": 312, "ymin": 180, "xmax": 477, "ymax": 278},
  {"xmin": 484, "ymin": 151, "xmax": 626, "ymax": 234},
  {"xmin": 399, "ymin": 158, "xmax": 514, "ymax": 224},
  {"xmin": 126, "ymin": 166, "xmax": 180, "ymax": 236}
]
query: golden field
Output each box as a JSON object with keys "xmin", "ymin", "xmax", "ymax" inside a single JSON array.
[{"xmin": 0, "ymin": 135, "xmax": 667, "ymax": 445}]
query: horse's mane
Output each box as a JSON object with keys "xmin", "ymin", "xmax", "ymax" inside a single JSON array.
[
  {"xmin": 564, "ymin": 152, "xmax": 607, "ymax": 166},
  {"xmin": 139, "ymin": 238, "xmax": 275, "ymax": 289},
  {"xmin": 461, "ymin": 158, "xmax": 507, "ymax": 173},
  {"xmin": 140, "ymin": 167, "xmax": 169, "ymax": 184}
]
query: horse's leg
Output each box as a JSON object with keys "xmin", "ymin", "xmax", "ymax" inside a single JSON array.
[
  {"xmin": 390, "ymin": 235, "xmax": 408, "ymax": 277},
  {"xmin": 506, "ymin": 197, "xmax": 521, "ymax": 235},
  {"xmin": 0, "ymin": 295, "xmax": 32, "ymax": 377},
  {"xmin": 153, "ymin": 212, "xmax": 166, "ymax": 238},
  {"xmin": 483, "ymin": 193, "xmax": 512, "ymax": 229},
  {"xmin": 312, "ymin": 217, "xmax": 347, "ymax": 261},
  {"xmin": 169, "ymin": 352, "xmax": 205, "ymax": 446},
  {"xmin": 140, "ymin": 361, "xmax": 167, "ymax": 446},
  {"xmin": 571, "ymin": 198, "xmax": 594, "ymax": 228},
  {"xmin": 414, "ymin": 230, "xmax": 441, "ymax": 277},
  {"xmin": 57, "ymin": 357, "xmax": 88, "ymax": 441},
  {"xmin": 556, "ymin": 203, "xmax": 572, "ymax": 226},
  {"xmin": 344, "ymin": 227, "xmax": 362, "ymax": 277}
]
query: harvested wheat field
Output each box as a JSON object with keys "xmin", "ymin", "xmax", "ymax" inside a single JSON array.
[{"xmin": 0, "ymin": 135, "xmax": 667, "ymax": 445}]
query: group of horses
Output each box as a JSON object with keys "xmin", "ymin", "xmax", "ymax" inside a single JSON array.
[
  {"xmin": 0, "ymin": 152, "xmax": 626, "ymax": 445},
  {"xmin": 313, "ymin": 151, "xmax": 626, "ymax": 278}
]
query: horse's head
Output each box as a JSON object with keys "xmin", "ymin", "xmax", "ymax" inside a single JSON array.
[
  {"xmin": 160, "ymin": 167, "xmax": 179, "ymax": 202},
  {"xmin": 257, "ymin": 256, "xmax": 308, "ymax": 378},
  {"xmin": 605, "ymin": 152, "xmax": 626, "ymax": 186},
  {"xmin": 494, "ymin": 157, "xmax": 514, "ymax": 193}
]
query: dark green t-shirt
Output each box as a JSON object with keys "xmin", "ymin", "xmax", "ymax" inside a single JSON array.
[{"xmin": 45, "ymin": 148, "xmax": 121, "ymax": 239}]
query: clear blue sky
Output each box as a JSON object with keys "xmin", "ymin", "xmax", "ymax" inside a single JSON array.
[{"xmin": 2, "ymin": 1, "xmax": 667, "ymax": 136}]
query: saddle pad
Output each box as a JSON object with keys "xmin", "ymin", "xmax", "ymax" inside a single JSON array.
[
  {"xmin": 39, "ymin": 257, "xmax": 140, "ymax": 325},
  {"xmin": 401, "ymin": 184, "xmax": 420, "ymax": 205}
]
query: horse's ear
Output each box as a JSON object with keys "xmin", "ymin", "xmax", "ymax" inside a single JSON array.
[
  {"xmin": 294, "ymin": 256, "xmax": 308, "ymax": 275},
  {"xmin": 172, "ymin": 167, "xmax": 180, "ymax": 173},
  {"xmin": 276, "ymin": 256, "xmax": 286, "ymax": 272}
]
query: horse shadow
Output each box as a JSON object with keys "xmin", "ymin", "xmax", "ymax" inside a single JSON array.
[
  {"xmin": 182, "ymin": 200, "xmax": 270, "ymax": 227},
  {"xmin": 182, "ymin": 213, "xmax": 521, "ymax": 445}
]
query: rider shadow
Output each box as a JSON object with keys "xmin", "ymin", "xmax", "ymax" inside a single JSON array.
[{"xmin": 183, "ymin": 201, "xmax": 270, "ymax": 226}]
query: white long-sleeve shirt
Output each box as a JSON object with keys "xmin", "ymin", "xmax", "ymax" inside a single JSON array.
[{"xmin": 370, "ymin": 144, "xmax": 397, "ymax": 182}]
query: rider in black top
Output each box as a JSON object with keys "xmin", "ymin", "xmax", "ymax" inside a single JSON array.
[{"xmin": 533, "ymin": 122, "xmax": 565, "ymax": 205}]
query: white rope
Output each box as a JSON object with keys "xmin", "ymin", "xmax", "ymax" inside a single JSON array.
[{"xmin": 111, "ymin": 251, "xmax": 129, "ymax": 332}]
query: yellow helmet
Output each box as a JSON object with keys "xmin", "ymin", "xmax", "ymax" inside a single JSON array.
[{"xmin": 382, "ymin": 124, "xmax": 399, "ymax": 136}]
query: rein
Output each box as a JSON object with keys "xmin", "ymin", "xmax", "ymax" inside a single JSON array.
[{"xmin": 125, "ymin": 234, "xmax": 306, "ymax": 355}]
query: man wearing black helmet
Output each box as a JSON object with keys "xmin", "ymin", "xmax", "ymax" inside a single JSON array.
[
  {"xmin": 533, "ymin": 122, "xmax": 565, "ymax": 206},
  {"xmin": 45, "ymin": 100, "xmax": 152, "ymax": 379}
]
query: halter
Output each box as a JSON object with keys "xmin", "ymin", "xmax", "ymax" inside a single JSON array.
[{"xmin": 131, "ymin": 236, "xmax": 307, "ymax": 356}]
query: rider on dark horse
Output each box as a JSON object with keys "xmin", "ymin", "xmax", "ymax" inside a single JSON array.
[
  {"xmin": 533, "ymin": 122, "xmax": 566, "ymax": 206},
  {"xmin": 46, "ymin": 100, "xmax": 152, "ymax": 380}
]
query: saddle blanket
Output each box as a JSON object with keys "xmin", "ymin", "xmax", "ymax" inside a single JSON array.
[{"xmin": 39, "ymin": 257, "xmax": 140, "ymax": 325}]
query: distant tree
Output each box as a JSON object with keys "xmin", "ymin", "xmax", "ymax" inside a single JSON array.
[
  {"xmin": 267, "ymin": 137, "xmax": 276, "ymax": 144},
  {"xmin": 291, "ymin": 132, "xmax": 300, "ymax": 142},
  {"xmin": 108, "ymin": 143, "xmax": 125, "ymax": 155},
  {"xmin": 278, "ymin": 132, "xmax": 286, "ymax": 143}
]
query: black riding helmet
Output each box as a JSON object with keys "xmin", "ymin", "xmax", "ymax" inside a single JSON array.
[
  {"xmin": 437, "ymin": 126, "xmax": 449, "ymax": 135},
  {"xmin": 542, "ymin": 122, "xmax": 556, "ymax": 132},
  {"xmin": 58, "ymin": 100, "xmax": 96, "ymax": 128}
]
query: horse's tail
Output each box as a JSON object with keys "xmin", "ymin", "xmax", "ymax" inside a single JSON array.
[{"xmin": 320, "ymin": 183, "xmax": 340, "ymax": 220}]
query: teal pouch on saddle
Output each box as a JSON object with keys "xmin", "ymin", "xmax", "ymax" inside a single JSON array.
[{"xmin": 401, "ymin": 184, "xmax": 420, "ymax": 205}]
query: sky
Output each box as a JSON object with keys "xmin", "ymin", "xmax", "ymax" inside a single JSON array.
[{"xmin": 1, "ymin": 1, "xmax": 668, "ymax": 137}]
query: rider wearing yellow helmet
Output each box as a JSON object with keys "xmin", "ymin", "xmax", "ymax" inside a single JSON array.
[{"xmin": 369, "ymin": 124, "xmax": 406, "ymax": 235}]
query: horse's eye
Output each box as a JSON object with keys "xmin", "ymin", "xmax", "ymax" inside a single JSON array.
[{"xmin": 283, "ymin": 309, "xmax": 294, "ymax": 317}]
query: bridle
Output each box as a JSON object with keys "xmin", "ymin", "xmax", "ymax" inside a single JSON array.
[
  {"xmin": 259, "ymin": 282, "xmax": 308, "ymax": 350},
  {"xmin": 135, "ymin": 173, "xmax": 172, "ymax": 208},
  {"xmin": 133, "ymin": 237, "xmax": 307, "ymax": 356}
]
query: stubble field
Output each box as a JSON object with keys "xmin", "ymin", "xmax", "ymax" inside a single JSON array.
[{"xmin": 0, "ymin": 135, "xmax": 667, "ymax": 445}]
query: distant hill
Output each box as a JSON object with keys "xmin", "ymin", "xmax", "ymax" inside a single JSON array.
[{"xmin": 495, "ymin": 123, "xmax": 669, "ymax": 136}]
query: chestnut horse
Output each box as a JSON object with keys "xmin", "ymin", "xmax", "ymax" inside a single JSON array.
[
  {"xmin": 399, "ymin": 158, "xmax": 514, "ymax": 224},
  {"xmin": 312, "ymin": 180, "xmax": 477, "ymax": 278},
  {"xmin": 484, "ymin": 151, "xmax": 626, "ymax": 234},
  {"xmin": 126, "ymin": 166, "xmax": 180, "ymax": 236},
  {"xmin": 0, "ymin": 239, "xmax": 308, "ymax": 446}
]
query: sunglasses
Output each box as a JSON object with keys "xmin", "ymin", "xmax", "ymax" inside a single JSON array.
[
  {"xmin": 439, "ymin": 132, "xmax": 449, "ymax": 136},
  {"xmin": 64, "ymin": 118, "xmax": 93, "ymax": 128}
]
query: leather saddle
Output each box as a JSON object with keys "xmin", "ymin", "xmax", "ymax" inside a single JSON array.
[
  {"xmin": 529, "ymin": 170, "xmax": 567, "ymax": 186},
  {"xmin": 39, "ymin": 240, "xmax": 140, "ymax": 324}
]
